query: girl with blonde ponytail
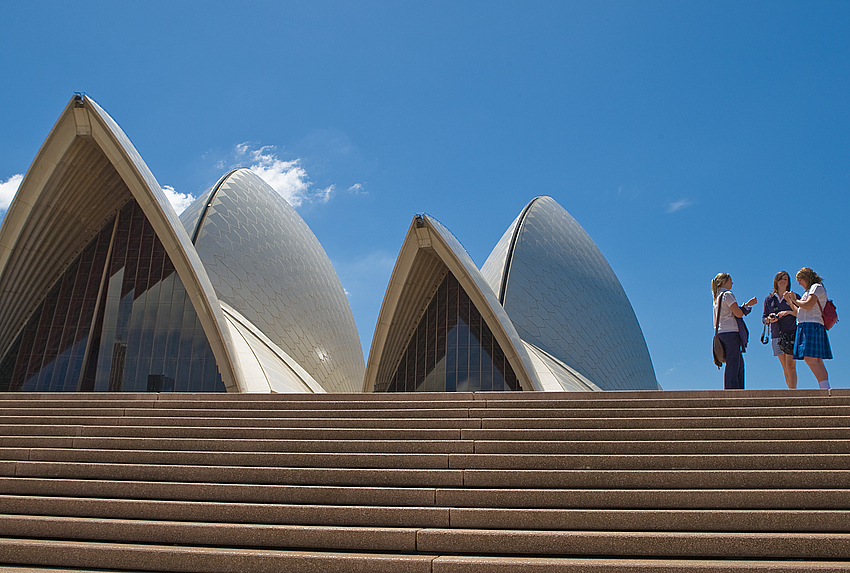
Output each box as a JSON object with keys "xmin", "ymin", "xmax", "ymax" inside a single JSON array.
[{"xmin": 712, "ymin": 273, "xmax": 757, "ymax": 389}]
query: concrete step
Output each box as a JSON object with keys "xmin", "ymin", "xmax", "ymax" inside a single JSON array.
[
  {"xmin": 7, "ymin": 448, "xmax": 849, "ymax": 470},
  {"xmin": 448, "ymin": 453, "xmax": 850, "ymax": 470},
  {"xmin": 480, "ymin": 415, "xmax": 850, "ymax": 429},
  {"xmin": 431, "ymin": 556, "xmax": 850, "ymax": 573},
  {"xmin": 415, "ymin": 528, "xmax": 850, "ymax": 559},
  {"xmin": 3, "ymin": 479, "xmax": 849, "ymax": 510},
  {"xmin": 471, "ymin": 406, "xmax": 850, "ymax": 418},
  {"xmin": 0, "ymin": 496, "xmax": 451, "ymax": 528},
  {"xmin": 446, "ymin": 508, "xmax": 850, "ymax": 532},
  {"xmin": 5, "ymin": 448, "xmax": 453, "ymax": 468},
  {"xmin": 0, "ymin": 407, "xmax": 476, "ymax": 418},
  {"xmin": 0, "ymin": 436, "xmax": 476, "ymax": 453},
  {"xmin": 4, "ymin": 413, "xmax": 850, "ymax": 431},
  {"xmin": 0, "ymin": 478, "xmax": 437, "ymax": 506},
  {"xmin": 3, "ymin": 515, "xmax": 850, "ymax": 559},
  {"xmin": 4, "ymin": 436, "xmax": 848, "ymax": 456},
  {"xmin": 480, "ymin": 395, "xmax": 850, "ymax": 408},
  {"xmin": 0, "ymin": 391, "xmax": 477, "ymax": 402},
  {"xmin": 435, "ymin": 487, "xmax": 850, "ymax": 509},
  {"xmin": 5, "ymin": 461, "xmax": 465, "ymax": 486},
  {"xmin": 1, "ymin": 539, "xmax": 848, "ymax": 573},
  {"xmin": 5, "ymin": 404, "xmax": 850, "ymax": 420},
  {"xmin": 470, "ymin": 439, "xmax": 850, "ymax": 454},
  {"xmin": 0, "ymin": 514, "xmax": 420, "ymax": 552},
  {"xmin": 0, "ymin": 416, "xmax": 484, "ymax": 428},
  {"xmin": 0, "ymin": 399, "xmax": 481, "ymax": 411},
  {"xmin": 2, "ymin": 495, "xmax": 848, "ymax": 532},
  {"xmin": 461, "ymin": 427, "xmax": 850, "ymax": 440},
  {"xmin": 7, "ymin": 460, "xmax": 850, "ymax": 489},
  {"xmin": 461, "ymin": 469, "xmax": 850, "ymax": 489},
  {"xmin": 5, "ymin": 425, "xmax": 850, "ymax": 441},
  {"xmin": 1, "ymin": 390, "xmax": 845, "ymax": 407},
  {"xmin": 0, "ymin": 425, "xmax": 471, "ymax": 439},
  {"xmin": 0, "ymin": 538, "xmax": 435, "ymax": 573}
]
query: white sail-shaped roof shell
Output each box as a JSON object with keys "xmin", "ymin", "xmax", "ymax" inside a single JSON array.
[
  {"xmin": 180, "ymin": 169, "xmax": 364, "ymax": 393},
  {"xmin": 481, "ymin": 196, "xmax": 658, "ymax": 391}
]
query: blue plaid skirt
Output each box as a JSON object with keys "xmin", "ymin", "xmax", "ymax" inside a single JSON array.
[{"xmin": 794, "ymin": 322, "xmax": 832, "ymax": 360}]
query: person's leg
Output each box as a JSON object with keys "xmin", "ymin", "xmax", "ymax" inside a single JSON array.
[
  {"xmin": 779, "ymin": 354, "xmax": 797, "ymax": 389},
  {"xmin": 719, "ymin": 332, "xmax": 744, "ymax": 389},
  {"xmin": 803, "ymin": 357, "xmax": 829, "ymax": 388}
]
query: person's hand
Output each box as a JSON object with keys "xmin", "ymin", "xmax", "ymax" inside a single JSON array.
[
  {"xmin": 783, "ymin": 292, "xmax": 795, "ymax": 304},
  {"xmin": 745, "ymin": 297, "xmax": 757, "ymax": 307}
]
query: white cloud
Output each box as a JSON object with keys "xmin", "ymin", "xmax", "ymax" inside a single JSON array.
[
  {"xmin": 248, "ymin": 153, "xmax": 313, "ymax": 206},
  {"xmin": 233, "ymin": 143, "xmax": 315, "ymax": 207},
  {"xmin": 316, "ymin": 185, "xmax": 335, "ymax": 203},
  {"xmin": 162, "ymin": 185, "xmax": 196, "ymax": 214},
  {"xmin": 666, "ymin": 199, "xmax": 692, "ymax": 213},
  {"xmin": 0, "ymin": 174, "xmax": 23, "ymax": 211},
  {"xmin": 228, "ymin": 142, "xmax": 367, "ymax": 208}
]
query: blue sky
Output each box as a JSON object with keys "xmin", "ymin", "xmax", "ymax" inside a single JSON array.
[{"xmin": 1, "ymin": 1, "xmax": 847, "ymax": 391}]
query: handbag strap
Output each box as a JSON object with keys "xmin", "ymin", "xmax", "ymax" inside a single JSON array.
[{"xmin": 714, "ymin": 292, "xmax": 725, "ymax": 335}]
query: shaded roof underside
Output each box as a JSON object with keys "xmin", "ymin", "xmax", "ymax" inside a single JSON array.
[
  {"xmin": 0, "ymin": 138, "xmax": 132, "ymax": 358},
  {"xmin": 0, "ymin": 95, "xmax": 243, "ymax": 391},
  {"xmin": 365, "ymin": 215, "xmax": 538, "ymax": 392}
]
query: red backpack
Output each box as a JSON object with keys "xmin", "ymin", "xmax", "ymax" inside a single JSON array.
[{"xmin": 818, "ymin": 298, "xmax": 839, "ymax": 330}]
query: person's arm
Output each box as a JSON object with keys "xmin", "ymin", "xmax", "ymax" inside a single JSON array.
[
  {"xmin": 729, "ymin": 296, "xmax": 757, "ymax": 318},
  {"xmin": 779, "ymin": 293, "xmax": 799, "ymax": 318},
  {"xmin": 762, "ymin": 298, "xmax": 772, "ymax": 324},
  {"xmin": 787, "ymin": 290, "xmax": 817, "ymax": 310}
]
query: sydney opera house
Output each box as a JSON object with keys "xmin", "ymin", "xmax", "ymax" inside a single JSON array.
[{"xmin": 0, "ymin": 94, "xmax": 658, "ymax": 394}]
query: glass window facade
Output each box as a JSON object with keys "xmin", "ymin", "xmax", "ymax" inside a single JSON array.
[
  {"xmin": 0, "ymin": 200, "xmax": 224, "ymax": 392},
  {"xmin": 381, "ymin": 272, "xmax": 520, "ymax": 392}
]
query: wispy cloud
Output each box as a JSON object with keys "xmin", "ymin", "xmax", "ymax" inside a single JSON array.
[
  {"xmin": 0, "ymin": 174, "xmax": 23, "ymax": 211},
  {"xmin": 222, "ymin": 143, "xmax": 367, "ymax": 208},
  {"xmin": 666, "ymin": 199, "xmax": 692, "ymax": 213},
  {"xmin": 162, "ymin": 185, "xmax": 196, "ymax": 214},
  {"xmin": 228, "ymin": 143, "xmax": 321, "ymax": 207}
]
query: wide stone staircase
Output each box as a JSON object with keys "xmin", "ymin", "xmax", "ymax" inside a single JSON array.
[{"xmin": 0, "ymin": 389, "xmax": 848, "ymax": 572}]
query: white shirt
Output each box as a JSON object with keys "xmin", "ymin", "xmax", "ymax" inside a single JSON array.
[
  {"xmin": 797, "ymin": 283, "xmax": 827, "ymax": 325},
  {"xmin": 713, "ymin": 289, "xmax": 739, "ymax": 333}
]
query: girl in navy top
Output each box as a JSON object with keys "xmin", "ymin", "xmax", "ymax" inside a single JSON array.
[{"xmin": 763, "ymin": 271, "xmax": 799, "ymax": 389}]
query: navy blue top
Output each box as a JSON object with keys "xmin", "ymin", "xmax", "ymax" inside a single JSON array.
[{"xmin": 762, "ymin": 293, "xmax": 799, "ymax": 338}]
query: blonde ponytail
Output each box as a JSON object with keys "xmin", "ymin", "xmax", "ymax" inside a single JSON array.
[{"xmin": 712, "ymin": 273, "xmax": 730, "ymax": 300}]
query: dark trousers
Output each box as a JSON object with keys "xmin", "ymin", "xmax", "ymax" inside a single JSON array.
[{"xmin": 718, "ymin": 331, "xmax": 744, "ymax": 389}]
